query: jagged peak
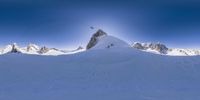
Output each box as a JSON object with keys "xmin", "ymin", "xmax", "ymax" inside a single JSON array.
[
  {"xmin": 86, "ymin": 29, "xmax": 130, "ymax": 50},
  {"xmin": 39, "ymin": 46, "xmax": 49, "ymax": 54},
  {"xmin": 86, "ymin": 29, "xmax": 108, "ymax": 49},
  {"xmin": 132, "ymin": 42, "xmax": 168, "ymax": 54},
  {"xmin": 93, "ymin": 29, "xmax": 107, "ymax": 37},
  {"xmin": 27, "ymin": 43, "xmax": 40, "ymax": 52},
  {"xmin": 9, "ymin": 43, "xmax": 21, "ymax": 53}
]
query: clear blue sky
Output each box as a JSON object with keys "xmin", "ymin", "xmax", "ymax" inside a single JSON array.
[{"xmin": 0, "ymin": 0, "xmax": 200, "ymax": 49}]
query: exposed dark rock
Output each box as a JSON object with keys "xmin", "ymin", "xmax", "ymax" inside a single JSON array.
[
  {"xmin": 132, "ymin": 43, "xmax": 144, "ymax": 49},
  {"xmin": 10, "ymin": 43, "xmax": 21, "ymax": 53},
  {"xmin": 132, "ymin": 42, "xmax": 168, "ymax": 54},
  {"xmin": 39, "ymin": 46, "xmax": 49, "ymax": 54},
  {"xmin": 86, "ymin": 29, "xmax": 107, "ymax": 49},
  {"xmin": 148, "ymin": 43, "xmax": 168, "ymax": 54}
]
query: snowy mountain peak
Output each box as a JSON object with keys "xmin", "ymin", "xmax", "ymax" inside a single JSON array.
[
  {"xmin": 39, "ymin": 46, "xmax": 50, "ymax": 54},
  {"xmin": 94, "ymin": 29, "xmax": 108, "ymax": 37},
  {"xmin": 132, "ymin": 42, "xmax": 200, "ymax": 56},
  {"xmin": 86, "ymin": 29, "xmax": 108, "ymax": 49},
  {"xmin": 10, "ymin": 43, "xmax": 22, "ymax": 53},
  {"xmin": 0, "ymin": 44, "xmax": 13, "ymax": 54},
  {"xmin": 27, "ymin": 44, "xmax": 40, "ymax": 52},
  {"xmin": 86, "ymin": 29, "xmax": 130, "ymax": 50},
  {"xmin": 132, "ymin": 42, "xmax": 168, "ymax": 54}
]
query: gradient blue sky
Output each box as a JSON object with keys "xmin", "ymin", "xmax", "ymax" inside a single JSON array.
[{"xmin": 0, "ymin": 0, "xmax": 200, "ymax": 49}]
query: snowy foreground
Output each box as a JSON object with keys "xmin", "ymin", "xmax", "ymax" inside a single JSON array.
[{"xmin": 0, "ymin": 47, "xmax": 200, "ymax": 100}]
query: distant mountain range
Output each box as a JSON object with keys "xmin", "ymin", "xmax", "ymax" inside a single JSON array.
[
  {"xmin": 0, "ymin": 43, "xmax": 84, "ymax": 56},
  {"xmin": 0, "ymin": 29, "xmax": 199, "ymax": 56},
  {"xmin": 1, "ymin": 29, "xmax": 200, "ymax": 100},
  {"xmin": 132, "ymin": 42, "xmax": 200, "ymax": 56},
  {"xmin": 86, "ymin": 29, "xmax": 200, "ymax": 56}
]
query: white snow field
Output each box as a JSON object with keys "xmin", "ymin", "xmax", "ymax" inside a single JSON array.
[
  {"xmin": 0, "ymin": 47, "xmax": 200, "ymax": 100},
  {"xmin": 0, "ymin": 30, "xmax": 200, "ymax": 100}
]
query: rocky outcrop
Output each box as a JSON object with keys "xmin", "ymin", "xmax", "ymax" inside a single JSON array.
[
  {"xmin": 86, "ymin": 29, "xmax": 107, "ymax": 49},
  {"xmin": 10, "ymin": 43, "xmax": 21, "ymax": 53},
  {"xmin": 132, "ymin": 42, "xmax": 168, "ymax": 54},
  {"xmin": 148, "ymin": 43, "xmax": 168, "ymax": 54},
  {"xmin": 132, "ymin": 42, "xmax": 144, "ymax": 49},
  {"xmin": 39, "ymin": 46, "xmax": 49, "ymax": 54}
]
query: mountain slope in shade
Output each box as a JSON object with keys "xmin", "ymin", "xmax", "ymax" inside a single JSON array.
[{"xmin": 132, "ymin": 42, "xmax": 200, "ymax": 56}]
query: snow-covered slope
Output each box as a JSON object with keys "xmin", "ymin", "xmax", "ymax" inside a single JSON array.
[
  {"xmin": 0, "ymin": 29, "xmax": 200, "ymax": 56},
  {"xmin": 20, "ymin": 44, "xmax": 40, "ymax": 55},
  {"xmin": 91, "ymin": 35, "xmax": 130, "ymax": 49},
  {"xmin": 132, "ymin": 42, "xmax": 200, "ymax": 56},
  {"xmin": 86, "ymin": 29, "xmax": 130, "ymax": 50},
  {"xmin": 167, "ymin": 48, "xmax": 200, "ymax": 56},
  {"xmin": 0, "ymin": 47, "xmax": 200, "ymax": 100},
  {"xmin": 0, "ymin": 44, "xmax": 13, "ymax": 54},
  {"xmin": 0, "ymin": 43, "xmax": 22, "ymax": 54},
  {"xmin": 0, "ymin": 30, "xmax": 200, "ymax": 99}
]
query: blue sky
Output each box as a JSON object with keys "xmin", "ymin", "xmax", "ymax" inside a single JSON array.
[{"xmin": 0, "ymin": 0, "xmax": 200, "ymax": 49}]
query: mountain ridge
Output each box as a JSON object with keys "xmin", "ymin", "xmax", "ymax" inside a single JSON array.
[
  {"xmin": 0, "ymin": 43, "xmax": 84, "ymax": 56},
  {"xmin": 132, "ymin": 42, "xmax": 200, "ymax": 56}
]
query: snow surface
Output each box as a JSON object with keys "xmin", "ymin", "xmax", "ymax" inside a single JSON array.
[
  {"xmin": 0, "ymin": 47, "xmax": 200, "ymax": 100},
  {"xmin": 0, "ymin": 31, "xmax": 200, "ymax": 99},
  {"xmin": 91, "ymin": 35, "xmax": 130, "ymax": 50},
  {"xmin": 0, "ymin": 45, "xmax": 13, "ymax": 54},
  {"xmin": 167, "ymin": 49, "xmax": 200, "ymax": 56},
  {"xmin": 147, "ymin": 48, "xmax": 200, "ymax": 56}
]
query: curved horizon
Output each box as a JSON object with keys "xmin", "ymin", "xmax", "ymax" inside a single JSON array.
[{"xmin": 0, "ymin": 0, "xmax": 200, "ymax": 49}]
